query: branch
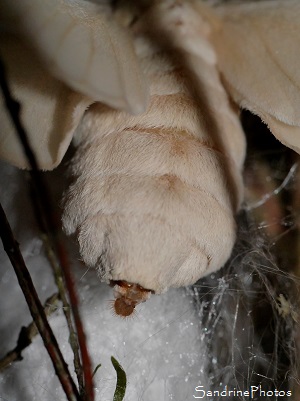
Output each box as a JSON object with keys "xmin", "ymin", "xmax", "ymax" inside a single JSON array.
[
  {"xmin": 0, "ymin": 203, "xmax": 81, "ymax": 401},
  {"xmin": 0, "ymin": 293, "xmax": 60, "ymax": 372},
  {"xmin": 41, "ymin": 234, "xmax": 85, "ymax": 394},
  {"xmin": 0, "ymin": 57, "xmax": 94, "ymax": 400}
]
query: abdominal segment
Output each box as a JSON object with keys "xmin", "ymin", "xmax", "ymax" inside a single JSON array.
[{"xmin": 63, "ymin": 29, "xmax": 246, "ymax": 295}]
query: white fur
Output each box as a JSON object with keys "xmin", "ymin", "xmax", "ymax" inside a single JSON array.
[
  {"xmin": 63, "ymin": 5, "xmax": 246, "ymax": 293},
  {"xmin": 2, "ymin": 0, "xmax": 300, "ymax": 293}
]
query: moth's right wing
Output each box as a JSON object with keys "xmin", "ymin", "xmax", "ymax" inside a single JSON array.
[{"xmin": 209, "ymin": 0, "xmax": 300, "ymax": 154}]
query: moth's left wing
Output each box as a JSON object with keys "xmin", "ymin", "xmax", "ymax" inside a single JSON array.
[
  {"xmin": 0, "ymin": 0, "xmax": 149, "ymax": 170},
  {"xmin": 210, "ymin": 0, "xmax": 300, "ymax": 154},
  {"xmin": 0, "ymin": 0, "xmax": 148, "ymax": 115},
  {"xmin": 0, "ymin": 34, "xmax": 91, "ymax": 170}
]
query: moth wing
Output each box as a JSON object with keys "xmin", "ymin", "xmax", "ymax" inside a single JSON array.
[
  {"xmin": 210, "ymin": 0, "xmax": 300, "ymax": 154},
  {"xmin": 1, "ymin": 0, "xmax": 148, "ymax": 115},
  {"xmin": 0, "ymin": 0, "xmax": 149, "ymax": 170},
  {"xmin": 0, "ymin": 34, "xmax": 91, "ymax": 170}
]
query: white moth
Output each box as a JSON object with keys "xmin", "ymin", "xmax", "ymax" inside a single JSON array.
[{"xmin": 0, "ymin": 0, "xmax": 299, "ymax": 316}]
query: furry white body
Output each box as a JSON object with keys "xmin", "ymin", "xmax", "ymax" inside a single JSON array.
[
  {"xmin": 1, "ymin": 0, "xmax": 300, "ymax": 295},
  {"xmin": 63, "ymin": 12, "xmax": 246, "ymax": 293}
]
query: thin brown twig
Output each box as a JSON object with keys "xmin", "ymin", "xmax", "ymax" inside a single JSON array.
[
  {"xmin": 0, "ymin": 293, "xmax": 60, "ymax": 372},
  {"xmin": 27, "ymin": 166, "xmax": 84, "ymax": 391},
  {"xmin": 41, "ymin": 234, "xmax": 85, "ymax": 394},
  {"xmin": 0, "ymin": 203, "xmax": 81, "ymax": 401},
  {"xmin": 0, "ymin": 57, "xmax": 94, "ymax": 401},
  {"xmin": 55, "ymin": 241, "xmax": 94, "ymax": 401}
]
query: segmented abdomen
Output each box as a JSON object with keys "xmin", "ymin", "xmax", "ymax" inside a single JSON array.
[{"xmin": 63, "ymin": 33, "xmax": 246, "ymax": 293}]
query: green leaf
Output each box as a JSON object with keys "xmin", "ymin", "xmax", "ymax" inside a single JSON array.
[{"xmin": 111, "ymin": 356, "xmax": 127, "ymax": 401}]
